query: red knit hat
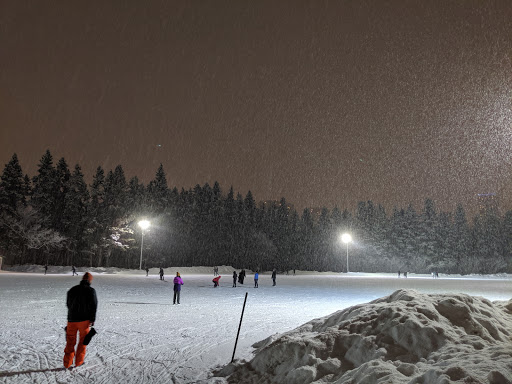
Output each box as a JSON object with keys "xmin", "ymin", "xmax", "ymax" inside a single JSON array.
[{"xmin": 83, "ymin": 272, "xmax": 93, "ymax": 283}]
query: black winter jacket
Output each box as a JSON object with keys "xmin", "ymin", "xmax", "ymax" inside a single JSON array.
[{"xmin": 67, "ymin": 280, "xmax": 98, "ymax": 322}]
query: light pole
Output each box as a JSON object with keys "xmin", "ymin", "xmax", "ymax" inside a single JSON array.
[
  {"xmin": 138, "ymin": 220, "xmax": 150, "ymax": 270},
  {"xmin": 341, "ymin": 233, "xmax": 352, "ymax": 273}
]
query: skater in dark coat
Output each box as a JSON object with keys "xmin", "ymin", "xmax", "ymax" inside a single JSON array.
[
  {"xmin": 63, "ymin": 272, "xmax": 97, "ymax": 368},
  {"xmin": 232, "ymin": 271, "xmax": 237, "ymax": 287},
  {"xmin": 173, "ymin": 272, "xmax": 184, "ymax": 304},
  {"xmin": 72, "ymin": 266, "xmax": 77, "ymax": 276},
  {"xmin": 239, "ymin": 269, "xmax": 246, "ymax": 284},
  {"xmin": 159, "ymin": 268, "xmax": 164, "ymax": 281},
  {"xmin": 44, "ymin": 265, "xmax": 48, "ymax": 275},
  {"xmin": 271, "ymin": 269, "xmax": 277, "ymax": 286},
  {"xmin": 145, "ymin": 267, "xmax": 149, "ymax": 277}
]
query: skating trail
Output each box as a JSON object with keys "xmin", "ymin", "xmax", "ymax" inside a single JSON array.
[{"xmin": 0, "ymin": 270, "xmax": 511, "ymax": 383}]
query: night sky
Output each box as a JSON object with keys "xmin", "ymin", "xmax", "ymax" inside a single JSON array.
[{"xmin": 1, "ymin": 1, "xmax": 511, "ymax": 215}]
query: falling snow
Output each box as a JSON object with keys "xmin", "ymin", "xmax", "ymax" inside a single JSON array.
[{"xmin": 1, "ymin": 2, "xmax": 511, "ymax": 214}]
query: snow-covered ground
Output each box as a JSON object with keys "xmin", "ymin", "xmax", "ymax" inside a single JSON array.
[{"xmin": 0, "ymin": 266, "xmax": 511, "ymax": 383}]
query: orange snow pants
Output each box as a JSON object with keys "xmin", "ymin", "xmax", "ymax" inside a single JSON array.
[{"xmin": 63, "ymin": 320, "xmax": 90, "ymax": 368}]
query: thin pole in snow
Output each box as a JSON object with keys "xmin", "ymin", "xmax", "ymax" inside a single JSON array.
[
  {"xmin": 346, "ymin": 242, "xmax": 349, "ymax": 273},
  {"xmin": 139, "ymin": 231, "xmax": 144, "ymax": 270},
  {"xmin": 231, "ymin": 292, "xmax": 248, "ymax": 363}
]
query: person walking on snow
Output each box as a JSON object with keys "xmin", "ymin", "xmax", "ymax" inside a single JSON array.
[
  {"xmin": 145, "ymin": 267, "xmax": 149, "ymax": 277},
  {"xmin": 173, "ymin": 272, "xmax": 184, "ymax": 304},
  {"xmin": 159, "ymin": 267, "xmax": 164, "ymax": 281},
  {"xmin": 271, "ymin": 269, "xmax": 277, "ymax": 286},
  {"xmin": 63, "ymin": 272, "xmax": 97, "ymax": 368},
  {"xmin": 254, "ymin": 271, "xmax": 259, "ymax": 288},
  {"xmin": 71, "ymin": 266, "xmax": 77, "ymax": 276},
  {"xmin": 232, "ymin": 271, "xmax": 237, "ymax": 287},
  {"xmin": 44, "ymin": 264, "xmax": 48, "ymax": 275}
]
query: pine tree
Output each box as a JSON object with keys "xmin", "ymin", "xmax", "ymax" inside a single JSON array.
[
  {"xmin": 317, "ymin": 207, "xmax": 332, "ymax": 271},
  {"xmin": 435, "ymin": 211, "xmax": 453, "ymax": 270},
  {"xmin": 287, "ymin": 209, "xmax": 300, "ymax": 271},
  {"xmin": 244, "ymin": 191, "xmax": 256, "ymax": 227},
  {"xmin": 53, "ymin": 157, "xmax": 71, "ymax": 232},
  {"xmin": 63, "ymin": 164, "xmax": 90, "ymax": 256},
  {"xmin": 403, "ymin": 204, "xmax": 420, "ymax": 269},
  {"xmin": 0, "ymin": 153, "xmax": 27, "ymax": 215},
  {"xmin": 127, "ymin": 176, "xmax": 145, "ymax": 216},
  {"xmin": 275, "ymin": 197, "xmax": 291, "ymax": 271},
  {"xmin": 452, "ymin": 204, "xmax": 470, "ymax": 273},
  {"xmin": 480, "ymin": 209, "xmax": 505, "ymax": 273},
  {"xmin": 390, "ymin": 207, "xmax": 405, "ymax": 265},
  {"xmin": 223, "ymin": 186, "xmax": 237, "ymax": 266},
  {"xmin": 104, "ymin": 165, "xmax": 127, "ymax": 226},
  {"xmin": 31, "ymin": 150, "xmax": 57, "ymax": 226},
  {"xmin": 89, "ymin": 166, "xmax": 106, "ymax": 233},
  {"xmin": 235, "ymin": 192, "xmax": 247, "ymax": 267},
  {"xmin": 298, "ymin": 208, "xmax": 315, "ymax": 270},
  {"xmin": 147, "ymin": 164, "xmax": 168, "ymax": 212},
  {"xmin": 418, "ymin": 199, "xmax": 438, "ymax": 268}
]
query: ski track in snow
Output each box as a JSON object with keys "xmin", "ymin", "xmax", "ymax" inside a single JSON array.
[{"xmin": 0, "ymin": 271, "xmax": 511, "ymax": 383}]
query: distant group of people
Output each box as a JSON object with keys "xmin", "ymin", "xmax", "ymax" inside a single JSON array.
[
  {"xmin": 233, "ymin": 269, "xmax": 277, "ymax": 288},
  {"xmin": 217, "ymin": 269, "xmax": 281, "ymax": 288}
]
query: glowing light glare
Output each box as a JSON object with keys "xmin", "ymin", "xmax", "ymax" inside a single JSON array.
[
  {"xmin": 341, "ymin": 233, "xmax": 352, "ymax": 244},
  {"xmin": 138, "ymin": 220, "xmax": 150, "ymax": 230}
]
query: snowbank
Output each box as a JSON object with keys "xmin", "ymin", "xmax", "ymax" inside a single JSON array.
[{"xmin": 216, "ymin": 289, "xmax": 512, "ymax": 384}]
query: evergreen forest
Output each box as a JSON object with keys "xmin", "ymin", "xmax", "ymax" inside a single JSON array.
[{"xmin": 1, "ymin": 151, "xmax": 511, "ymax": 274}]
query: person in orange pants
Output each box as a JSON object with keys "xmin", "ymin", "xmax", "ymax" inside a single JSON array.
[
  {"xmin": 63, "ymin": 272, "xmax": 97, "ymax": 368},
  {"xmin": 64, "ymin": 320, "xmax": 91, "ymax": 367}
]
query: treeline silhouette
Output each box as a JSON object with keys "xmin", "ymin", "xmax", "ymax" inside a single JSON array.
[{"xmin": 1, "ymin": 151, "xmax": 511, "ymax": 274}]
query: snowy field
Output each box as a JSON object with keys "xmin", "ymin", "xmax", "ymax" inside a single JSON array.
[{"xmin": 0, "ymin": 267, "xmax": 511, "ymax": 383}]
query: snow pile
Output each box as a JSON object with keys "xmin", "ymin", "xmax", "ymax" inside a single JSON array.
[{"xmin": 217, "ymin": 289, "xmax": 512, "ymax": 384}]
